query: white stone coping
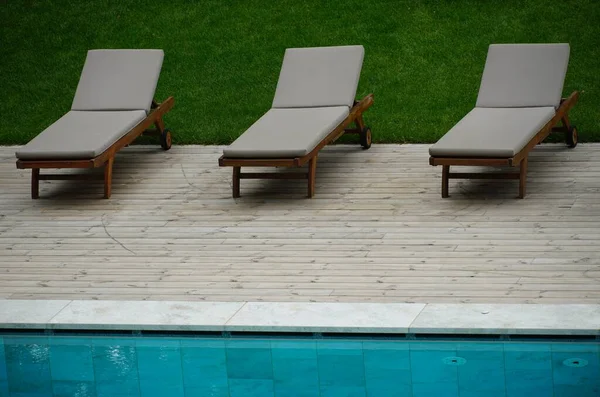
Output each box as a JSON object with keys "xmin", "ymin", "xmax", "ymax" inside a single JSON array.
[{"xmin": 0, "ymin": 300, "xmax": 599, "ymax": 336}]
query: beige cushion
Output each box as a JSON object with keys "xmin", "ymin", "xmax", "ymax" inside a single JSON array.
[
  {"xmin": 271, "ymin": 45, "xmax": 364, "ymax": 108},
  {"xmin": 223, "ymin": 106, "xmax": 349, "ymax": 158},
  {"xmin": 429, "ymin": 107, "xmax": 555, "ymax": 158},
  {"xmin": 71, "ymin": 49, "xmax": 164, "ymax": 113},
  {"xmin": 476, "ymin": 44, "xmax": 570, "ymax": 108},
  {"xmin": 16, "ymin": 110, "xmax": 146, "ymax": 160}
]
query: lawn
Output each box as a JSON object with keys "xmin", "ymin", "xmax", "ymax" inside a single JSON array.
[{"xmin": 1, "ymin": 0, "xmax": 599, "ymax": 145}]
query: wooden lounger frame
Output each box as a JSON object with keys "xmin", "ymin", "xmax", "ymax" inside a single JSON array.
[
  {"xmin": 429, "ymin": 91, "xmax": 579, "ymax": 199},
  {"xmin": 219, "ymin": 94, "xmax": 374, "ymax": 198},
  {"xmin": 16, "ymin": 97, "xmax": 174, "ymax": 199}
]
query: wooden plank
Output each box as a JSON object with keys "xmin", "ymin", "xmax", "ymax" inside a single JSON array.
[{"xmin": 1, "ymin": 144, "xmax": 600, "ymax": 303}]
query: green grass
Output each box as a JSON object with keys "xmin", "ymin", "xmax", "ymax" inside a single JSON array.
[{"xmin": 1, "ymin": 0, "xmax": 599, "ymax": 145}]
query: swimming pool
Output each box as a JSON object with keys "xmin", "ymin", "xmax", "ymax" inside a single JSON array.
[{"xmin": 1, "ymin": 333, "xmax": 598, "ymax": 397}]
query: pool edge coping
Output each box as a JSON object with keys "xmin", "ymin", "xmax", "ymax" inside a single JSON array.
[{"xmin": 0, "ymin": 300, "xmax": 599, "ymax": 336}]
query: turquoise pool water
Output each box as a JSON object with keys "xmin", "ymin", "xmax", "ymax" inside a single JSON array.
[{"xmin": 0, "ymin": 334, "xmax": 598, "ymax": 397}]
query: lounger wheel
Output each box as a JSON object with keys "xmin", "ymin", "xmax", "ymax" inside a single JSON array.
[
  {"xmin": 566, "ymin": 125, "xmax": 578, "ymax": 148},
  {"xmin": 360, "ymin": 126, "xmax": 372, "ymax": 149},
  {"xmin": 160, "ymin": 129, "xmax": 172, "ymax": 150}
]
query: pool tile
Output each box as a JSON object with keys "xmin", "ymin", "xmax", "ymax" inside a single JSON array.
[
  {"xmin": 91, "ymin": 338, "xmax": 139, "ymax": 397},
  {"xmin": 272, "ymin": 340, "xmax": 318, "ymax": 396},
  {"xmin": 506, "ymin": 388, "xmax": 552, "ymax": 397},
  {"xmin": 363, "ymin": 341, "xmax": 411, "ymax": 396},
  {"xmin": 552, "ymin": 341, "xmax": 600, "ymax": 397},
  {"xmin": 136, "ymin": 338, "xmax": 181, "ymax": 349},
  {"xmin": 552, "ymin": 350, "xmax": 600, "ymax": 396},
  {"xmin": 460, "ymin": 390, "xmax": 506, "ymax": 397},
  {"xmin": 318, "ymin": 339, "xmax": 363, "ymax": 350},
  {"xmin": 320, "ymin": 385, "xmax": 367, "ymax": 397},
  {"xmin": 90, "ymin": 337, "xmax": 137, "ymax": 349},
  {"xmin": 505, "ymin": 369, "xmax": 553, "ymax": 397},
  {"xmin": 95, "ymin": 379, "xmax": 140, "ymax": 397},
  {"xmin": 271, "ymin": 339, "xmax": 317, "ymax": 363},
  {"xmin": 363, "ymin": 340, "xmax": 411, "ymax": 371},
  {"xmin": 184, "ymin": 385, "xmax": 229, "ymax": 397},
  {"xmin": 226, "ymin": 339, "xmax": 271, "ymax": 349},
  {"xmin": 271, "ymin": 339, "xmax": 317, "ymax": 353},
  {"xmin": 49, "ymin": 338, "xmax": 94, "ymax": 382},
  {"xmin": 274, "ymin": 384, "xmax": 320, "ymax": 397},
  {"xmin": 410, "ymin": 341, "xmax": 458, "ymax": 352},
  {"xmin": 181, "ymin": 339, "xmax": 228, "ymax": 390},
  {"xmin": 317, "ymin": 340, "xmax": 365, "ymax": 387},
  {"xmin": 52, "ymin": 381, "xmax": 96, "ymax": 397},
  {"xmin": 456, "ymin": 341, "xmax": 503, "ymax": 352},
  {"xmin": 0, "ymin": 332, "xmax": 598, "ymax": 396},
  {"xmin": 553, "ymin": 384, "xmax": 600, "ymax": 397},
  {"xmin": 365, "ymin": 384, "xmax": 411, "ymax": 397},
  {"xmin": 410, "ymin": 345, "xmax": 458, "ymax": 384},
  {"xmin": 3, "ymin": 336, "xmax": 49, "ymax": 346},
  {"xmin": 551, "ymin": 341, "xmax": 600, "ymax": 353},
  {"xmin": 139, "ymin": 383, "xmax": 184, "ymax": 397},
  {"xmin": 226, "ymin": 339, "xmax": 273, "ymax": 380},
  {"xmin": 457, "ymin": 344, "xmax": 505, "ymax": 396},
  {"xmin": 504, "ymin": 342, "xmax": 552, "ymax": 371},
  {"xmin": 229, "ymin": 378, "xmax": 274, "ymax": 397},
  {"xmin": 362, "ymin": 340, "xmax": 410, "ymax": 352},
  {"xmin": 504, "ymin": 341, "xmax": 553, "ymax": 396},
  {"xmin": 0, "ymin": 337, "xmax": 6, "ymax": 381},
  {"xmin": 180, "ymin": 338, "xmax": 226, "ymax": 349},
  {"xmin": 412, "ymin": 382, "xmax": 458, "ymax": 397},
  {"xmin": 137, "ymin": 340, "xmax": 184, "ymax": 397},
  {"xmin": 4, "ymin": 337, "xmax": 51, "ymax": 395},
  {"xmin": 273, "ymin": 357, "xmax": 319, "ymax": 383}
]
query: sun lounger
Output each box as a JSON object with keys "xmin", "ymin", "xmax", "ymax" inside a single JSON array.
[
  {"xmin": 15, "ymin": 49, "xmax": 174, "ymax": 199},
  {"xmin": 219, "ymin": 45, "xmax": 374, "ymax": 198},
  {"xmin": 429, "ymin": 43, "xmax": 579, "ymax": 198}
]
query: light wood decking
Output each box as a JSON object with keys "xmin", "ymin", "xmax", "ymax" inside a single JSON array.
[{"xmin": 1, "ymin": 144, "xmax": 599, "ymax": 303}]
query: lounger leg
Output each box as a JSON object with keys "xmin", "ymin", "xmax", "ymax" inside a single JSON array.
[
  {"xmin": 355, "ymin": 115, "xmax": 365, "ymax": 130},
  {"xmin": 560, "ymin": 113, "xmax": 578, "ymax": 148},
  {"xmin": 155, "ymin": 117, "xmax": 165, "ymax": 133},
  {"xmin": 561, "ymin": 114, "xmax": 572, "ymax": 130},
  {"xmin": 232, "ymin": 166, "xmax": 241, "ymax": 198},
  {"xmin": 441, "ymin": 165, "xmax": 450, "ymax": 198},
  {"xmin": 518, "ymin": 158, "xmax": 528, "ymax": 199},
  {"xmin": 154, "ymin": 117, "xmax": 173, "ymax": 150},
  {"xmin": 308, "ymin": 156, "xmax": 318, "ymax": 198},
  {"xmin": 104, "ymin": 157, "xmax": 114, "ymax": 199},
  {"xmin": 31, "ymin": 169, "xmax": 40, "ymax": 199}
]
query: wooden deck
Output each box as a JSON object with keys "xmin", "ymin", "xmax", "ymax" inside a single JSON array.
[{"xmin": 1, "ymin": 144, "xmax": 599, "ymax": 304}]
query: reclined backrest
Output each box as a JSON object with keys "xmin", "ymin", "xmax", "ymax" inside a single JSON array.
[
  {"xmin": 71, "ymin": 49, "xmax": 164, "ymax": 113},
  {"xmin": 272, "ymin": 45, "xmax": 364, "ymax": 109},
  {"xmin": 476, "ymin": 43, "xmax": 570, "ymax": 109}
]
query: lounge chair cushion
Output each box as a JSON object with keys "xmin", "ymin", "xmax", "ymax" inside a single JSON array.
[
  {"xmin": 15, "ymin": 110, "xmax": 147, "ymax": 160},
  {"xmin": 71, "ymin": 49, "xmax": 164, "ymax": 113},
  {"xmin": 272, "ymin": 45, "xmax": 364, "ymax": 109},
  {"xmin": 428, "ymin": 107, "xmax": 555, "ymax": 158},
  {"xmin": 223, "ymin": 106, "xmax": 350, "ymax": 158},
  {"xmin": 476, "ymin": 44, "xmax": 570, "ymax": 109}
]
